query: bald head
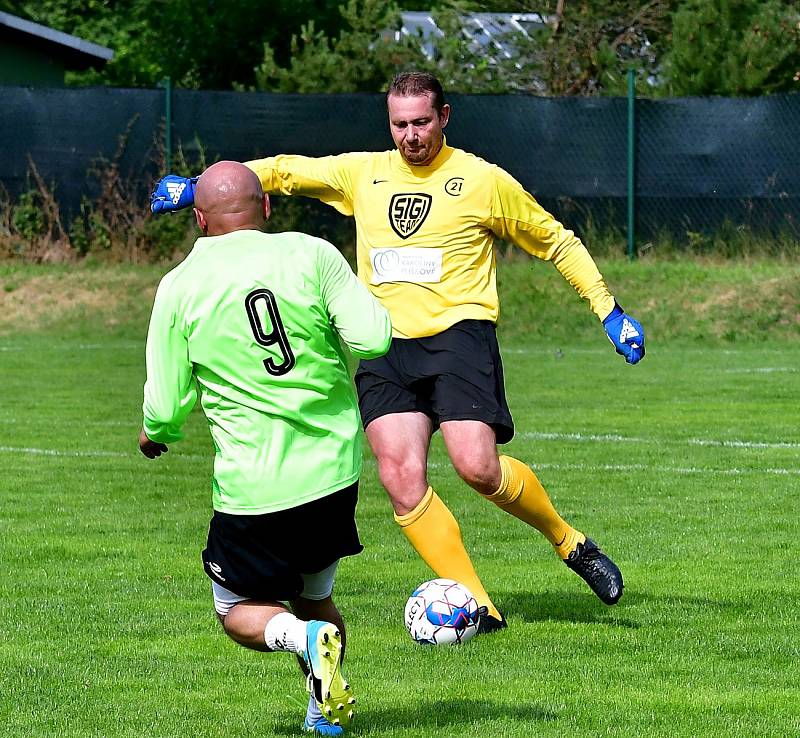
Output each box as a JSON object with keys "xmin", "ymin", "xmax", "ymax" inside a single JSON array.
[{"xmin": 193, "ymin": 160, "xmax": 269, "ymax": 236}]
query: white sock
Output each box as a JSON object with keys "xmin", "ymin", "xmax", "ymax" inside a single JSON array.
[
  {"xmin": 263, "ymin": 611, "xmax": 307, "ymax": 654},
  {"xmin": 306, "ymin": 693, "xmax": 322, "ymax": 724}
]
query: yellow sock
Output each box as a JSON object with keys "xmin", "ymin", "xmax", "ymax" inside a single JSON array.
[
  {"xmin": 485, "ymin": 456, "xmax": 585, "ymax": 559},
  {"xmin": 395, "ymin": 487, "xmax": 501, "ymax": 620}
]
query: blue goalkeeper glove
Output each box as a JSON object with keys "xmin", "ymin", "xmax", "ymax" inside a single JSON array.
[
  {"xmin": 150, "ymin": 175, "xmax": 198, "ymax": 214},
  {"xmin": 603, "ymin": 303, "xmax": 645, "ymax": 365}
]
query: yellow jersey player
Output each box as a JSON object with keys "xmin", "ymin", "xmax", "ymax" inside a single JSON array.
[{"xmin": 152, "ymin": 72, "xmax": 645, "ymax": 635}]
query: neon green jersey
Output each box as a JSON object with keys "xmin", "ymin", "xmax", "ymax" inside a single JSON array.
[
  {"xmin": 246, "ymin": 140, "xmax": 615, "ymax": 339},
  {"xmin": 142, "ymin": 229, "xmax": 392, "ymax": 514}
]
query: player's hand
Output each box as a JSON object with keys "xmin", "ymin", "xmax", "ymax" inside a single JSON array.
[
  {"xmin": 150, "ymin": 175, "xmax": 198, "ymax": 214},
  {"xmin": 603, "ymin": 304, "xmax": 645, "ymax": 365},
  {"xmin": 139, "ymin": 428, "xmax": 168, "ymax": 458}
]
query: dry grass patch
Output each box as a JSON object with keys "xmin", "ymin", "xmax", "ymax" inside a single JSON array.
[{"xmin": 0, "ymin": 266, "xmax": 160, "ymax": 335}]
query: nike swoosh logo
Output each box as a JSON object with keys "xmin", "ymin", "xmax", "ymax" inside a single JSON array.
[{"xmin": 372, "ymin": 179, "xmax": 387, "ymax": 184}]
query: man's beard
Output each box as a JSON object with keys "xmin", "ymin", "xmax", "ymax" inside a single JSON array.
[{"xmin": 402, "ymin": 137, "xmax": 441, "ymax": 166}]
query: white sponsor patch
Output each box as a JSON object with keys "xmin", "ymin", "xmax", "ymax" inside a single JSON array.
[{"xmin": 370, "ymin": 248, "xmax": 443, "ymax": 285}]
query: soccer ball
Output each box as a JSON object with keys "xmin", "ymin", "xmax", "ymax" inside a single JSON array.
[{"xmin": 404, "ymin": 578, "xmax": 480, "ymax": 645}]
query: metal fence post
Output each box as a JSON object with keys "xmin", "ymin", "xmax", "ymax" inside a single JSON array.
[
  {"xmin": 627, "ymin": 68, "xmax": 636, "ymax": 260},
  {"xmin": 161, "ymin": 76, "xmax": 172, "ymax": 171}
]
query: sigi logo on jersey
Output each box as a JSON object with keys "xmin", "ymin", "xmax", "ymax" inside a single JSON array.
[{"xmin": 389, "ymin": 193, "xmax": 432, "ymax": 239}]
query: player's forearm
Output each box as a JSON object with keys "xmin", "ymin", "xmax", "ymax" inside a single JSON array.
[
  {"xmin": 142, "ymin": 291, "xmax": 197, "ymax": 444},
  {"xmin": 244, "ymin": 155, "xmax": 331, "ymax": 197},
  {"xmin": 330, "ymin": 281, "xmax": 392, "ymax": 358},
  {"xmin": 343, "ymin": 302, "xmax": 392, "ymax": 359},
  {"xmin": 141, "ymin": 415, "xmax": 183, "ymax": 444},
  {"xmin": 244, "ymin": 154, "xmax": 355, "ymax": 217},
  {"xmin": 142, "ymin": 381, "xmax": 196, "ymax": 444},
  {"xmin": 244, "ymin": 156, "xmax": 284, "ymax": 194},
  {"xmin": 319, "ymin": 239, "xmax": 392, "ymax": 357},
  {"xmin": 549, "ymin": 235, "xmax": 616, "ymax": 320}
]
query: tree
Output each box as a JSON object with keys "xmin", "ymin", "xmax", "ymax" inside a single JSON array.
[
  {"xmin": 661, "ymin": 0, "xmax": 800, "ymax": 96},
  {"xmin": 250, "ymin": 0, "xmax": 425, "ymax": 93},
  {"xmin": 3, "ymin": 0, "xmax": 347, "ymax": 89},
  {"xmin": 8, "ymin": 0, "xmax": 795, "ymax": 96},
  {"xmin": 248, "ymin": 0, "xmax": 540, "ymax": 94},
  {"xmin": 505, "ymin": 0, "xmax": 674, "ymax": 96},
  {"xmin": 248, "ymin": 0, "xmax": 681, "ymax": 96}
]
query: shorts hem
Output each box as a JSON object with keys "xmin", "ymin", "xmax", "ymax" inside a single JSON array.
[
  {"xmin": 361, "ymin": 406, "xmax": 434, "ymax": 430},
  {"xmin": 437, "ymin": 413, "xmax": 514, "ymax": 444}
]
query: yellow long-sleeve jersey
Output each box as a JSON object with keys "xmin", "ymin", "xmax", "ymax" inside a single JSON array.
[{"xmin": 246, "ymin": 141, "xmax": 615, "ymax": 339}]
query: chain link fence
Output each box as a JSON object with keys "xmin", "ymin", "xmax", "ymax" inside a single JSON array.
[
  {"xmin": 1, "ymin": 86, "xmax": 798, "ymax": 251},
  {"xmin": 635, "ymin": 96, "xmax": 800, "ymax": 244}
]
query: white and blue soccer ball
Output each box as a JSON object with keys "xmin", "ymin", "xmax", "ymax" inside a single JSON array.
[{"xmin": 404, "ymin": 578, "xmax": 480, "ymax": 645}]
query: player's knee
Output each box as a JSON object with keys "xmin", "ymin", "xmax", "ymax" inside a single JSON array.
[
  {"xmin": 220, "ymin": 614, "xmax": 251, "ymax": 647},
  {"xmin": 453, "ymin": 455, "xmax": 501, "ymax": 495},
  {"xmin": 376, "ymin": 455, "xmax": 427, "ymax": 495},
  {"xmin": 218, "ymin": 602, "xmax": 270, "ymax": 651}
]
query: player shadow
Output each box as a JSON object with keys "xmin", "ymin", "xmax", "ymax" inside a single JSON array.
[
  {"xmin": 622, "ymin": 591, "xmax": 742, "ymax": 610},
  {"xmin": 615, "ymin": 590, "xmax": 744, "ymax": 616},
  {"xmin": 497, "ymin": 590, "xmax": 641, "ymax": 628},
  {"xmin": 497, "ymin": 589, "xmax": 741, "ymax": 628},
  {"xmin": 272, "ymin": 698, "xmax": 558, "ymax": 735}
]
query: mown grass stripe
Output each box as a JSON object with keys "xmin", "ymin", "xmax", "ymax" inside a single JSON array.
[
  {"xmin": 0, "ymin": 445, "xmax": 208, "ymax": 461},
  {"xmin": 520, "ymin": 431, "xmax": 800, "ymax": 449}
]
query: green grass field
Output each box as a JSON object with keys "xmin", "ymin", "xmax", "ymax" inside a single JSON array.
[{"xmin": 1, "ymin": 260, "xmax": 799, "ymax": 737}]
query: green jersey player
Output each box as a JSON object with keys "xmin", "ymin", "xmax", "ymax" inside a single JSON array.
[{"xmin": 139, "ymin": 161, "xmax": 391, "ymax": 736}]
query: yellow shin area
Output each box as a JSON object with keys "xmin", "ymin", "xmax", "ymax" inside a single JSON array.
[
  {"xmin": 395, "ymin": 486, "xmax": 501, "ymax": 620},
  {"xmin": 488, "ymin": 456, "xmax": 585, "ymax": 559}
]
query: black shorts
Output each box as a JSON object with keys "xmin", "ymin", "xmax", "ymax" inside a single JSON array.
[
  {"xmin": 201, "ymin": 482, "xmax": 363, "ymax": 603},
  {"xmin": 354, "ymin": 319, "xmax": 515, "ymax": 444}
]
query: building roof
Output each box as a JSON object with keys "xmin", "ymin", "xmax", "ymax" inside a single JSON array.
[
  {"xmin": 0, "ymin": 11, "xmax": 113, "ymax": 68},
  {"xmin": 400, "ymin": 11, "xmax": 546, "ymax": 61}
]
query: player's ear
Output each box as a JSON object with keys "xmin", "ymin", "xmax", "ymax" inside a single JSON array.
[
  {"xmin": 262, "ymin": 194, "xmax": 271, "ymax": 222},
  {"xmin": 194, "ymin": 208, "xmax": 208, "ymax": 234},
  {"xmin": 439, "ymin": 103, "xmax": 451, "ymax": 129}
]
